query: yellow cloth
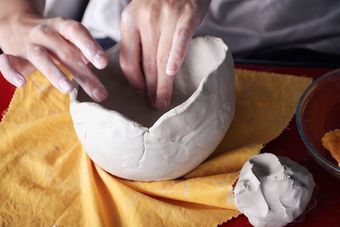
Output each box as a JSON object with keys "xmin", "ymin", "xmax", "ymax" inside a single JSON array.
[{"xmin": 0, "ymin": 69, "xmax": 311, "ymax": 226}]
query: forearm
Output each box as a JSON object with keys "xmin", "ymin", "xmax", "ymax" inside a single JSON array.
[
  {"xmin": 0, "ymin": 0, "xmax": 44, "ymax": 19},
  {"xmin": 0, "ymin": 0, "xmax": 108, "ymax": 101},
  {"xmin": 0, "ymin": 0, "xmax": 45, "ymax": 49}
]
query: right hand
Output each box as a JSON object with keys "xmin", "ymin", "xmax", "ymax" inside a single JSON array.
[
  {"xmin": 0, "ymin": 14, "xmax": 109, "ymax": 102},
  {"xmin": 119, "ymin": 0, "xmax": 210, "ymax": 110}
]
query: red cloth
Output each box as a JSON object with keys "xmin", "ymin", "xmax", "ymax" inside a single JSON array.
[
  {"xmin": 1, "ymin": 67, "xmax": 339, "ymax": 226},
  {"xmin": 0, "ymin": 73, "xmax": 15, "ymax": 120}
]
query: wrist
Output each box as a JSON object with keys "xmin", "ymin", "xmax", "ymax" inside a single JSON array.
[{"xmin": 0, "ymin": 13, "xmax": 42, "ymax": 50}]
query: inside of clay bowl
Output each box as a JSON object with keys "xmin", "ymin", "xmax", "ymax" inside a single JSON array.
[
  {"xmin": 70, "ymin": 36, "xmax": 233, "ymax": 181},
  {"xmin": 75, "ymin": 37, "xmax": 227, "ymax": 128}
]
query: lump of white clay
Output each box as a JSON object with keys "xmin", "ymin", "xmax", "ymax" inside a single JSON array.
[
  {"xmin": 69, "ymin": 36, "xmax": 235, "ymax": 181},
  {"xmin": 234, "ymin": 153, "xmax": 315, "ymax": 227}
]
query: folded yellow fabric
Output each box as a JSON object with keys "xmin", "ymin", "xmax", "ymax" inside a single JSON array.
[{"xmin": 0, "ymin": 69, "xmax": 311, "ymax": 226}]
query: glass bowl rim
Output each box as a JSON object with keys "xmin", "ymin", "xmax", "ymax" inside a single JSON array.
[{"xmin": 295, "ymin": 68, "xmax": 340, "ymax": 176}]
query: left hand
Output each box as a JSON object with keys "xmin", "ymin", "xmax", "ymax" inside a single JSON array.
[{"xmin": 119, "ymin": 0, "xmax": 211, "ymax": 110}]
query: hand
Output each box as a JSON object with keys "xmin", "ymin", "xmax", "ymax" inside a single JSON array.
[
  {"xmin": 120, "ymin": 0, "xmax": 211, "ymax": 110},
  {"xmin": 0, "ymin": 14, "xmax": 109, "ymax": 102}
]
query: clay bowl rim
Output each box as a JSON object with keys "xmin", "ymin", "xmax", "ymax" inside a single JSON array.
[
  {"xmin": 70, "ymin": 37, "xmax": 230, "ymax": 130},
  {"xmin": 295, "ymin": 68, "xmax": 340, "ymax": 179}
]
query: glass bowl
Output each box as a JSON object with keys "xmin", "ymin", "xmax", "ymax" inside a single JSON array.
[{"xmin": 296, "ymin": 69, "xmax": 340, "ymax": 179}]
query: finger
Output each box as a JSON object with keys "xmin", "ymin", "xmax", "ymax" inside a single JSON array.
[
  {"xmin": 0, "ymin": 54, "xmax": 26, "ymax": 87},
  {"xmin": 52, "ymin": 18, "xmax": 108, "ymax": 69},
  {"xmin": 30, "ymin": 23, "xmax": 85, "ymax": 64},
  {"xmin": 67, "ymin": 60, "xmax": 108, "ymax": 102},
  {"xmin": 155, "ymin": 31, "xmax": 175, "ymax": 110},
  {"xmin": 26, "ymin": 44, "xmax": 74, "ymax": 93},
  {"xmin": 11, "ymin": 57, "xmax": 36, "ymax": 79},
  {"xmin": 166, "ymin": 17, "xmax": 197, "ymax": 76},
  {"xmin": 119, "ymin": 16, "xmax": 145, "ymax": 92},
  {"xmin": 30, "ymin": 29, "xmax": 108, "ymax": 102},
  {"xmin": 140, "ymin": 29, "xmax": 159, "ymax": 103}
]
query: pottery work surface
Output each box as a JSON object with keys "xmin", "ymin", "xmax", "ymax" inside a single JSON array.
[
  {"xmin": 234, "ymin": 153, "xmax": 315, "ymax": 227},
  {"xmin": 70, "ymin": 36, "xmax": 235, "ymax": 181}
]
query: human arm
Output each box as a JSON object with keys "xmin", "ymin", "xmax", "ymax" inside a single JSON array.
[
  {"xmin": 0, "ymin": 0, "xmax": 109, "ymax": 102},
  {"xmin": 119, "ymin": 0, "xmax": 211, "ymax": 110}
]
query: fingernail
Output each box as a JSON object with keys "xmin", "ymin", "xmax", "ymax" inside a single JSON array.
[
  {"xmin": 166, "ymin": 62, "xmax": 178, "ymax": 76},
  {"xmin": 92, "ymin": 87, "xmax": 108, "ymax": 102},
  {"xmin": 14, "ymin": 75, "xmax": 25, "ymax": 87},
  {"xmin": 59, "ymin": 79, "xmax": 74, "ymax": 93},
  {"xmin": 93, "ymin": 52, "xmax": 108, "ymax": 69}
]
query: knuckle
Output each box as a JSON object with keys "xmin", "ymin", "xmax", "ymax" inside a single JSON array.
[
  {"xmin": 149, "ymin": 3, "xmax": 159, "ymax": 17},
  {"xmin": 30, "ymin": 23, "xmax": 52, "ymax": 38},
  {"xmin": 72, "ymin": 70, "xmax": 95, "ymax": 87},
  {"xmin": 142, "ymin": 12, "xmax": 152, "ymax": 25},
  {"xmin": 120, "ymin": 59, "xmax": 135, "ymax": 76},
  {"xmin": 0, "ymin": 54, "xmax": 9, "ymax": 64},
  {"xmin": 121, "ymin": 7, "xmax": 133, "ymax": 25},
  {"xmin": 74, "ymin": 74, "xmax": 89, "ymax": 86},
  {"xmin": 158, "ymin": 54, "xmax": 168, "ymax": 67},
  {"xmin": 27, "ymin": 45, "xmax": 45, "ymax": 60},
  {"xmin": 174, "ymin": 47, "xmax": 186, "ymax": 61},
  {"xmin": 32, "ymin": 45, "xmax": 45, "ymax": 54},
  {"xmin": 143, "ymin": 59, "xmax": 156, "ymax": 76},
  {"xmin": 53, "ymin": 16, "xmax": 66, "ymax": 24},
  {"xmin": 140, "ymin": 4, "xmax": 159, "ymax": 23},
  {"xmin": 184, "ymin": 2, "xmax": 198, "ymax": 13},
  {"xmin": 62, "ymin": 47, "xmax": 77, "ymax": 59},
  {"xmin": 177, "ymin": 27, "xmax": 191, "ymax": 40},
  {"xmin": 57, "ymin": 51, "xmax": 69, "ymax": 62},
  {"xmin": 66, "ymin": 21, "xmax": 84, "ymax": 33},
  {"xmin": 84, "ymin": 76, "xmax": 103, "ymax": 91},
  {"xmin": 149, "ymin": 1, "xmax": 159, "ymax": 12}
]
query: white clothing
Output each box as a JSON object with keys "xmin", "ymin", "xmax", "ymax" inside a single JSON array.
[
  {"xmin": 44, "ymin": 0, "xmax": 86, "ymax": 20},
  {"xmin": 45, "ymin": 0, "xmax": 340, "ymax": 55}
]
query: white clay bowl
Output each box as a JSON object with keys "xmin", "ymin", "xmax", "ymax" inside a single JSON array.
[{"xmin": 70, "ymin": 36, "xmax": 235, "ymax": 181}]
